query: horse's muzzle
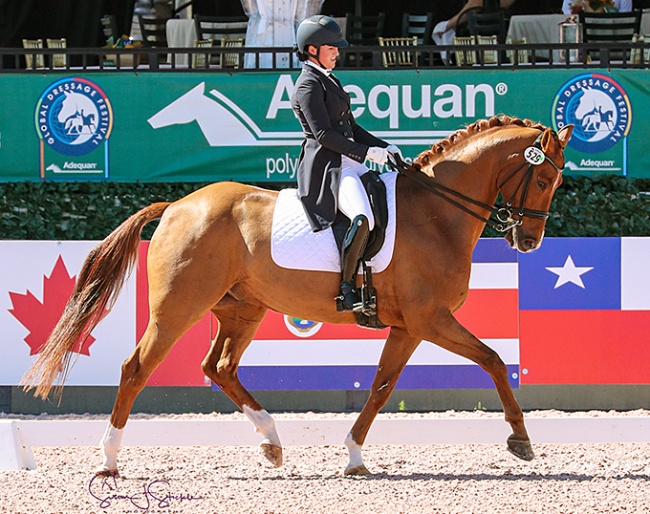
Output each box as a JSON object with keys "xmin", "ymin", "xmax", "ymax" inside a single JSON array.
[{"xmin": 505, "ymin": 226, "xmax": 542, "ymax": 253}]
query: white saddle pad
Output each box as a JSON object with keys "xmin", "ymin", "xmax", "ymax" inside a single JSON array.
[{"xmin": 271, "ymin": 171, "xmax": 398, "ymax": 273}]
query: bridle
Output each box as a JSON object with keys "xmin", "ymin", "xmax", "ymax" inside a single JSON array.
[{"xmin": 389, "ymin": 131, "xmax": 564, "ymax": 233}]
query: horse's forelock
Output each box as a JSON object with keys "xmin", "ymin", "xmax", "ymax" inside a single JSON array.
[{"xmin": 414, "ymin": 115, "xmax": 547, "ymax": 171}]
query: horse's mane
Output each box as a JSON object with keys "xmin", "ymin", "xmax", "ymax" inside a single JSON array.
[{"xmin": 414, "ymin": 115, "xmax": 547, "ymax": 170}]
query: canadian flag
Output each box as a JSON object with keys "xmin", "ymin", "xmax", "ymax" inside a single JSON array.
[{"xmin": 0, "ymin": 241, "xmax": 136, "ymax": 386}]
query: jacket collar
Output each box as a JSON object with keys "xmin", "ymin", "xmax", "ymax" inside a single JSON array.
[{"xmin": 302, "ymin": 64, "xmax": 349, "ymax": 102}]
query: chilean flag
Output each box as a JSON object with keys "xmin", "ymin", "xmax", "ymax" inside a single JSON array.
[
  {"xmin": 234, "ymin": 239, "xmax": 520, "ymax": 390},
  {"xmin": 519, "ymin": 237, "xmax": 650, "ymax": 385}
]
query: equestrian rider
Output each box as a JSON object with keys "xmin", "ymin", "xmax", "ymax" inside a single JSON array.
[{"xmin": 291, "ymin": 15, "xmax": 402, "ymax": 313}]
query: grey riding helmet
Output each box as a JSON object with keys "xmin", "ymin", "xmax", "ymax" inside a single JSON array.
[{"xmin": 296, "ymin": 15, "xmax": 349, "ymax": 54}]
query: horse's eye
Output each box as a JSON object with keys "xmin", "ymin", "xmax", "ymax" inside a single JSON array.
[{"xmin": 536, "ymin": 179, "xmax": 548, "ymax": 191}]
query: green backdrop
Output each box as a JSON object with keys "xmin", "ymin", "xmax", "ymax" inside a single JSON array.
[{"xmin": 1, "ymin": 68, "xmax": 648, "ymax": 182}]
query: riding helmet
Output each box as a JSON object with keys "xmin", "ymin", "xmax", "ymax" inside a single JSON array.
[{"xmin": 296, "ymin": 15, "xmax": 348, "ymax": 54}]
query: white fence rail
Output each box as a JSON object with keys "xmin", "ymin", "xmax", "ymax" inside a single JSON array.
[{"xmin": 2, "ymin": 417, "xmax": 650, "ymax": 471}]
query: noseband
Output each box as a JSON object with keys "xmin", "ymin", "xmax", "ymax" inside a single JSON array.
[{"xmin": 391, "ymin": 131, "xmax": 564, "ymax": 233}]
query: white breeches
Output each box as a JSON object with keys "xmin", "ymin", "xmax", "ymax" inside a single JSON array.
[{"xmin": 338, "ymin": 156, "xmax": 375, "ymax": 230}]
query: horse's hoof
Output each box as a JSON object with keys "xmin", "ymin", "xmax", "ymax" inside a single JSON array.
[
  {"xmin": 94, "ymin": 467, "xmax": 120, "ymax": 477},
  {"xmin": 507, "ymin": 435, "xmax": 534, "ymax": 461},
  {"xmin": 260, "ymin": 443, "xmax": 283, "ymax": 467},
  {"xmin": 344, "ymin": 464, "xmax": 371, "ymax": 476}
]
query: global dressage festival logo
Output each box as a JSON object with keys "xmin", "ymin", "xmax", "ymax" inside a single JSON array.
[
  {"xmin": 35, "ymin": 77, "xmax": 113, "ymax": 157},
  {"xmin": 551, "ymin": 73, "xmax": 631, "ymax": 154},
  {"xmin": 283, "ymin": 315, "xmax": 323, "ymax": 338}
]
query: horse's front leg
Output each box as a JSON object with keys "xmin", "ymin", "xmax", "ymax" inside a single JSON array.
[
  {"xmin": 414, "ymin": 310, "xmax": 533, "ymax": 461},
  {"xmin": 345, "ymin": 327, "xmax": 420, "ymax": 475}
]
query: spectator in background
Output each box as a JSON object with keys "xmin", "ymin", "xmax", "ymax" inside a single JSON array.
[
  {"xmin": 562, "ymin": 0, "xmax": 632, "ymax": 13},
  {"xmin": 432, "ymin": 0, "xmax": 517, "ymax": 63}
]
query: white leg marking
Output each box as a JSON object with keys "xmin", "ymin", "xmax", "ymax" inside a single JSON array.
[
  {"xmin": 242, "ymin": 405, "xmax": 282, "ymax": 447},
  {"xmin": 345, "ymin": 432, "xmax": 364, "ymax": 469},
  {"xmin": 99, "ymin": 423, "xmax": 124, "ymax": 471}
]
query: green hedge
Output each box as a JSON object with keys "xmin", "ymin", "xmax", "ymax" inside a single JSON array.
[{"xmin": 1, "ymin": 176, "xmax": 649, "ymax": 240}]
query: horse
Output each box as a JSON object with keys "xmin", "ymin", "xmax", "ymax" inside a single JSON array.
[
  {"xmin": 573, "ymin": 87, "xmax": 616, "ymax": 143},
  {"xmin": 57, "ymin": 91, "xmax": 97, "ymax": 144},
  {"xmin": 21, "ymin": 115, "xmax": 573, "ymax": 477},
  {"xmin": 81, "ymin": 110, "xmax": 96, "ymax": 134},
  {"xmin": 64, "ymin": 113, "xmax": 84, "ymax": 135}
]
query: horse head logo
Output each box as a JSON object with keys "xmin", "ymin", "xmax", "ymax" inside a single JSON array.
[{"xmin": 147, "ymin": 82, "xmax": 302, "ymax": 147}]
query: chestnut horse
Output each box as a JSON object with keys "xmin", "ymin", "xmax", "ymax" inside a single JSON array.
[{"xmin": 22, "ymin": 116, "xmax": 573, "ymax": 476}]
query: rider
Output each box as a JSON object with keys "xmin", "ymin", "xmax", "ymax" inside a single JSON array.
[{"xmin": 291, "ymin": 15, "xmax": 402, "ymax": 313}]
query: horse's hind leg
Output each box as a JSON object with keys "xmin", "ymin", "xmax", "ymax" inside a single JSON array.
[
  {"xmin": 345, "ymin": 327, "xmax": 421, "ymax": 475},
  {"xmin": 98, "ymin": 307, "xmax": 210, "ymax": 475},
  {"xmin": 202, "ymin": 299, "xmax": 283, "ymax": 467}
]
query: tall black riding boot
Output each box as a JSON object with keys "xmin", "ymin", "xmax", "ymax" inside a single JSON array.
[{"xmin": 337, "ymin": 215, "xmax": 370, "ymax": 312}]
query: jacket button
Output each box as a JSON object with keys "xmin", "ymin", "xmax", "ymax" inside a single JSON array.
[{"xmin": 338, "ymin": 120, "xmax": 343, "ymax": 125}]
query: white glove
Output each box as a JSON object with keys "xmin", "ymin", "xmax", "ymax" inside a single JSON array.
[
  {"xmin": 366, "ymin": 146, "xmax": 389, "ymax": 165},
  {"xmin": 386, "ymin": 144, "xmax": 403, "ymax": 161}
]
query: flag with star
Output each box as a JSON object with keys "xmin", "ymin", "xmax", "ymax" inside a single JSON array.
[{"xmin": 519, "ymin": 237, "xmax": 650, "ymax": 385}]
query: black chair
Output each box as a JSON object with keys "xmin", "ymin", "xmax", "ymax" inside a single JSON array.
[
  {"xmin": 101, "ymin": 14, "xmax": 120, "ymax": 44},
  {"xmin": 465, "ymin": 10, "xmax": 507, "ymax": 64},
  {"xmin": 467, "ymin": 10, "xmax": 507, "ymax": 43},
  {"xmin": 345, "ymin": 13, "xmax": 386, "ymax": 45},
  {"xmin": 138, "ymin": 14, "xmax": 170, "ymax": 47},
  {"xmin": 344, "ymin": 13, "xmax": 386, "ymax": 67},
  {"xmin": 402, "ymin": 12, "xmax": 434, "ymax": 65},
  {"xmin": 579, "ymin": 10, "xmax": 642, "ymax": 62},
  {"xmin": 193, "ymin": 15, "xmax": 248, "ymax": 45},
  {"xmin": 401, "ymin": 12, "xmax": 434, "ymax": 44}
]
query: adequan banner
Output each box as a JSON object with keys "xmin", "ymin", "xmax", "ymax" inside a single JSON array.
[{"xmin": 0, "ymin": 68, "xmax": 648, "ymax": 182}]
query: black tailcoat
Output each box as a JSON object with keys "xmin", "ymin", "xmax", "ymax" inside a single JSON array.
[{"xmin": 290, "ymin": 64, "xmax": 387, "ymax": 231}]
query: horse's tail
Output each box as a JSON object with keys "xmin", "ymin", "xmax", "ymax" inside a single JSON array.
[{"xmin": 20, "ymin": 202, "xmax": 171, "ymax": 400}]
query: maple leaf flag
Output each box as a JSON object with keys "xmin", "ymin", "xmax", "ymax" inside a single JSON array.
[
  {"xmin": 0, "ymin": 241, "xmax": 136, "ymax": 386},
  {"xmin": 9, "ymin": 255, "xmax": 97, "ymax": 356}
]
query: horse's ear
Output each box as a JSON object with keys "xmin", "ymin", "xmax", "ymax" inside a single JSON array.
[
  {"xmin": 540, "ymin": 128, "xmax": 555, "ymax": 154},
  {"xmin": 556, "ymin": 125, "xmax": 574, "ymax": 149}
]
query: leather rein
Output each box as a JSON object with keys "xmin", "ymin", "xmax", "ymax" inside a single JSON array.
[{"xmin": 388, "ymin": 132, "xmax": 564, "ymax": 233}]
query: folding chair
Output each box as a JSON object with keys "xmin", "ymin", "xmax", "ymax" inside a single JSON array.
[
  {"xmin": 22, "ymin": 39, "xmax": 44, "ymax": 69},
  {"xmin": 378, "ymin": 36, "xmax": 418, "ymax": 67},
  {"xmin": 46, "ymin": 38, "xmax": 67, "ymax": 68},
  {"xmin": 453, "ymin": 36, "xmax": 477, "ymax": 66},
  {"xmin": 221, "ymin": 38, "xmax": 244, "ymax": 68},
  {"xmin": 192, "ymin": 39, "xmax": 214, "ymax": 69}
]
